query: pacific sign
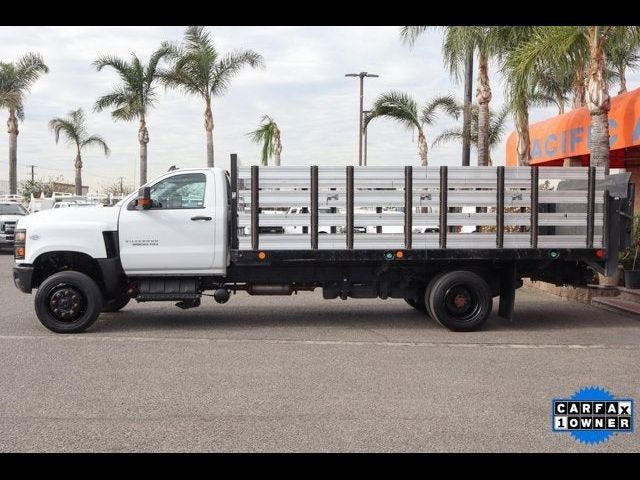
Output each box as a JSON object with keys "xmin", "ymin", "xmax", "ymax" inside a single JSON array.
[{"xmin": 506, "ymin": 88, "xmax": 640, "ymax": 166}]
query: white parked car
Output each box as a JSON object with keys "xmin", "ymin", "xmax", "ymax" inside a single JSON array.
[
  {"xmin": 284, "ymin": 206, "xmax": 336, "ymax": 234},
  {"xmin": 0, "ymin": 202, "xmax": 28, "ymax": 250}
]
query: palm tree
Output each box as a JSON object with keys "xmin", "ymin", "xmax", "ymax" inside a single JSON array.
[
  {"xmin": 0, "ymin": 53, "xmax": 48, "ymax": 194},
  {"xmin": 510, "ymin": 26, "xmax": 640, "ymax": 170},
  {"xmin": 534, "ymin": 66, "xmax": 573, "ymax": 114},
  {"xmin": 364, "ymin": 91, "xmax": 459, "ymax": 166},
  {"xmin": 161, "ymin": 26, "xmax": 264, "ymax": 167},
  {"xmin": 433, "ymin": 104, "xmax": 510, "ymax": 166},
  {"xmin": 93, "ymin": 47, "xmax": 168, "ymax": 185},
  {"xmin": 49, "ymin": 108, "xmax": 110, "ymax": 195},
  {"xmin": 401, "ymin": 26, "xmax": 475, "ymax": 167},
  {"xmin": 438, "ymin": 27, "xmax": 502, "ymax": 166},
  {"xmin": 247, "ymin": 115, "xmax": 282, "ymax": 166},
  {"xmin": 607, "ymin": 39, "xmax": 640, "ymax": 94}
]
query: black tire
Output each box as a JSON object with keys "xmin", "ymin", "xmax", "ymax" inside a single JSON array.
[
  {"xmin": 404, "ymin": 286, "xmax": 427, "ymax": 314},
  {"xmin": 35, "ymin": 271, "xmax": 103, "ymax": 333},
  {"xmin": 428, "ymin": 270, "xmax": 492, "ymax": 332},
  {"xmin": 102, "ymin": 294, "xmax": 130, "ymax": 313},
  {"xmin": 423, "ymin": 275, "xmax": 440, "ymax": 319}
]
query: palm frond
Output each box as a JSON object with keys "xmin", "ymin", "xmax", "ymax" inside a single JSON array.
[
  {"xmin": 160, "ymin": 60, "xmax": 209, "ymax": 97},
  {"xmin": 365, "ymin": 90, "xmax": 419, "ymax": 131},
  {"xmin": 400, "ymin": 26, "xmax": 430, "ymax": 47},
  {"xmin": 432, "ymin": 128, "xmax": 464, "ymax": 148},
  {"xmin": 507, "ymin": 26, "xmax": 588, "ymax": 91},
  {"xmin": 441, "ymin": 26, "xmax": 487, "ymax": 81},
  {"xmin": 81, "ymin": 134, "xmax": 110, "ymax": 156},
  {"xmin": 49, "ymin": 107, "xmax": 109, "ymax": 156},
  {"xmin": 211, "ymin": 49, "xmax": 265, "ymax": 96},
  {"xmin": 93, "ymin": 55, "xmax": 130, "ymax": 79},
  {"xmin": 145, "ymin": 45, "xmax": 171, "ymax": 84},
  {"xmin": 488, "ymin": 105, "xmax": 511, "ymax": 148},
  {"xmin": 48, "ymin": 117, "xmax": 79, "ymax": 146},
  {"xmin": 161, "ymin": 26, "xmax": 264, "ymax": 105},
  {"xmin": 14, "ymin": 52, "xmax": 49, "ymax": 90},
  {"xmin": 432, "ymin": 103, "xmax": 508, "ymax": 150},
  {"xmin": 94, "ymin": 47, "xmax": 167, "ymax": 120},
  {"xmin": 246, "ymin": 115, "xmax": 277, "ymax": 165},
  {"xmin": 0, "ymin": 52, "xmax": 48, "ymax": 117},
  {"xmin": 184, "ymin": 26, "xmax": 217, "ymax": 58},
  {"xmin": 421, "ymin": 95, "xmax": 460, "ymax": 125}
]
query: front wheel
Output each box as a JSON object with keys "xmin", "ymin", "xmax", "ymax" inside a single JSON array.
[
  {"xmin": 35, "ymin": 271, "xmax": 103, "ymax": 333},
  {"xmin": 428, "ymin": 271, "xmax": 492, "ymax": 332}
]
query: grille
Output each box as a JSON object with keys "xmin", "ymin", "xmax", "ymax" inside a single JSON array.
[{"xmin": 3, "ymin": 222, "xmax": 16, "ymax": 234}]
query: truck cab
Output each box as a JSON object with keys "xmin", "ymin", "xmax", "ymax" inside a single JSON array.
[{"xmin": 13, "ymin": 168, "xmax": 229, "ymax": 321}]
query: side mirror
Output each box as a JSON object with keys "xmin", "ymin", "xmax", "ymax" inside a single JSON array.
[{"xmin": 136, "ymin": 187, "xmax": 152, "ymax": 210}]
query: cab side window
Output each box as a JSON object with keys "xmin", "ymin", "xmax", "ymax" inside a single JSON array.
[{"xmin": 149, "ymin": 173, "xmax": 206, "ymax": 210}]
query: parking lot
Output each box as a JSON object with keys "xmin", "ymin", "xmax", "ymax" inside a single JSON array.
[{"xmin": 0, "ymin": 253, "xmax": 638, "ymax": 452}]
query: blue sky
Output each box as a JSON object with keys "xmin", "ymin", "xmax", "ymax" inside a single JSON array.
[{"xmin": 1, "ymin": 26, "xmax": 636, "ymax": 193}]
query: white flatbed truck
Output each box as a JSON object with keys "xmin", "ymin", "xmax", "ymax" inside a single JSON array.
[{"xmin": 12, "ymin": 154, "xmax": 634, "ymax": 333}]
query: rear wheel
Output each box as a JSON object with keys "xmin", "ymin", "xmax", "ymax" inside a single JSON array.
[
  {"xmin": 428, "ymin": 271, "xmax": 492, "ymax": 332},
  {"xmin": 423, "ymin": 275, "xmax": 440, "ymax": 318},
  {"xmin": 35, "ymin": 271, "xmax": 103, "ymax": 333}
]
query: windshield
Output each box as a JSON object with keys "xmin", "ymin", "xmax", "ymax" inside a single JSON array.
[{"xmin": 0, "ymin": 204, "xmax": 27, "ymax": 215}]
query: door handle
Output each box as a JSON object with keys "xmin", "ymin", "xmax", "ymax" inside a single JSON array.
[{"xmin": 191, "ymin": 216, "xmax": 212, "ymax": 221}]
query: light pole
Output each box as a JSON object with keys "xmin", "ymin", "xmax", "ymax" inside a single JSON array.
[
  {"xmin": 345, "ymin": 72, "xmax": 379, "ymax": 166},
  {"xmin": 362, "ymin": 110, "xmax": 371, "ymax": 166}
]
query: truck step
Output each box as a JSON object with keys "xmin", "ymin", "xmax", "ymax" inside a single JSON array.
[
  {"xmin": 135, "ymin": 277, "xmax": 200, "ymax": 302},
  {"xmin": 591, "ymin": 296, "xmax": 640, "ymax": 317},
  {"xmin": 136, "ymin": 293, "xmax": 200, "ymax": 302}
]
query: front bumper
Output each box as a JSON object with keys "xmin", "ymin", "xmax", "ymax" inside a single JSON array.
[{"xmin": 13, "ymin": 264, "xmax": 34, "ymax": 294}]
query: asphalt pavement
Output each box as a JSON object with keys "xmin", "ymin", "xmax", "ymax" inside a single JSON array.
[{"xmin": 0, "ymin": 253, "xmax": 638, "ymax": 452}]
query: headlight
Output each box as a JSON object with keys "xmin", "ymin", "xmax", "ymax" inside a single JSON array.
[{"xmin": 14, "ymin": 229, "xmax": 26, "ymax": 260}]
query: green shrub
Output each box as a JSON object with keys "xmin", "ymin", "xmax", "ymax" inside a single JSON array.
[{"xmin": 619, "ymin": 213, "xmax": 640, "ymax": 270}]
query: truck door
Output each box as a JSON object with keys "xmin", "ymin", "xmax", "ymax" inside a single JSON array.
[{"xmin": 118, "ymin": 171, "xmax": 217, "ymax": 275}]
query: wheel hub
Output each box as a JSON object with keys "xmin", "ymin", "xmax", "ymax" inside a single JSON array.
[
  {"xmin": 444, "ymin": 285, "xmax": 478, "ymax": 319},
  {"xmin": 49, "ymin": 287, "xmax": 84, "ymax": 322},
  {"xmin": 453, "ymin": 293, "xmax": 469, "ymax": 309}
]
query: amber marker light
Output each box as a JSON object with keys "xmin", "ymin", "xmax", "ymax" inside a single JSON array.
[
  {"xmin": 395, "ymin": 250, "xmax": 404, "ymax": 259},
  {"xmin": 15, "ymin": 246, "xmax": 25, "ymax": 259},
  {"xmin": 257, "ymin": 251, "xmax": 267, "ymax": 261}
]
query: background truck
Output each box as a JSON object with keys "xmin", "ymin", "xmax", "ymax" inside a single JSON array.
[
  {"xmin": 0, "ymin": 200, "xmax": 28, "ymax": 251},
  {"xmin": 12, "ymin": 154, "xmax": 634, "ymax": 334}
]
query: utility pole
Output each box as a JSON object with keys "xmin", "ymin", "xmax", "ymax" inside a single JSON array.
[
  {"xmin": 119, "ymin": 176, "xmax": 124, "ymax": 197},
  {"xmin": 363, "ymin": 110, "xmax": 371, "ymax": 167},
  {"xmin": 27, "ymin": 164, "xmax": 35, "ymax": 182},
  {"xmin": 345, "ymin": 72, "xmax": 379, "ymax": 166}
]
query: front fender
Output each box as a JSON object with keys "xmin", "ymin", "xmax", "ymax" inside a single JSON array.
[{"xmin": 24, "ymin": 229, "xmax": 108, "ymax": 264}]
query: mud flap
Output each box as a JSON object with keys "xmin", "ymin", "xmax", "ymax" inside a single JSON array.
[{"xmin": 498, "ymin": 262, "xmax": 517, "ymax": 321}]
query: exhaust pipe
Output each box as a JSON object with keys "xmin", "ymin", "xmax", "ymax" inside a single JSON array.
[{"xmin": 214, "ymin": 288, "xmax": 230, "ymax": 304}]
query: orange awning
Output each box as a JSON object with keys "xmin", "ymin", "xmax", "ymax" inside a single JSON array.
[{"xmin": 506, "ymin": 87, "xmax": 640, "ymax": 166}]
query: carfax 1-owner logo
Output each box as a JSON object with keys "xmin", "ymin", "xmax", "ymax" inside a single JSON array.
[{"xmin": 552, "ymin": 386, "xmax": 635, "ymax": 444}]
